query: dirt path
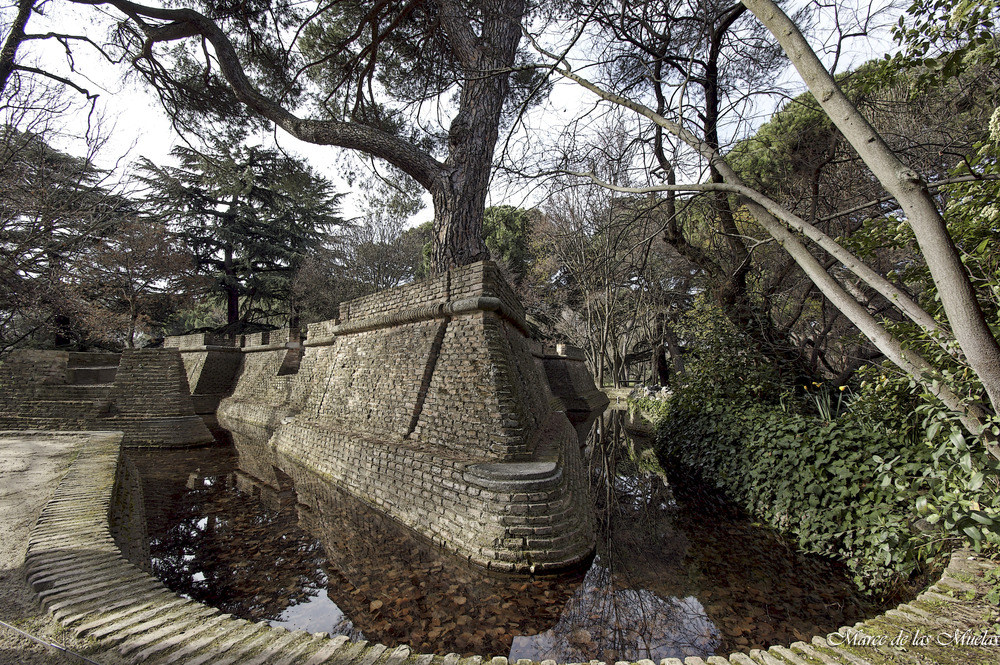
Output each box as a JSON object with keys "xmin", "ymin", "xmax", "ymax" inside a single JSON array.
[{"xmin": 0, "ymin": 432, "xmax": 126, "ymax": 665}]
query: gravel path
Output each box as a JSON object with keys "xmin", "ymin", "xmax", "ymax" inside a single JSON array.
[{"xmin": 0, "ymin": 432, "xmax": 127, "ymax": 665}]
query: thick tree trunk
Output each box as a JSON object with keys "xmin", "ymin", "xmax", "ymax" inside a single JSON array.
[
  {"xmin": 0, "ymin": 0, "xmax": 33, "ymax": 96},
  {"xmin": 429, "ymin": 0, "xmax": 526, "ymax": 273}
]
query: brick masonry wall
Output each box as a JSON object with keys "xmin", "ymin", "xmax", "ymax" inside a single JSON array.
[
  {"xmin": 0, "ymin": 347, "xmax": 213, "ymax": 447},
  {"xmin": 101, "ymin": 348, "xmax": 214, "ymax": 447},
  {"xmin": 539, "ymin": 345, "xmax": 611, "ymax": 413},
  {"xmin": 165, "ymin": 335, "xmax": 243, "ymax": 419},
  {"xmin": 217, "ymin": 328, "xmax": 315, "ymax": 431},
  {"xmin": 0, "ymin": 349, "xmax": 69, "ymax": 394},
  {"xmin": 210, "ymin": 261, "xmax": 598, "ymax": 572},
  {"xmin": 0, "ymin": 350, "xmax": 111, "ymax": 430}
]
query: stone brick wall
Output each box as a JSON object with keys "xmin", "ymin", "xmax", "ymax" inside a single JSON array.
[
  {"xmin": 539, "ymin": 344, "xmax": 610, "ymax": 412},
  {"xmin": 217, "ymin": 327, "xmax": 315, "ymax": 431},
  {"xmin": 0, "ymin": 349, "xmax": 69, "ymax": 394},
  {"xmin": 0, "ymin": 349, "xmax": 111, "ymax": 430},
  {"xmin": 0, "ymin": 347, "xmax": 213, "ymax": 447},
  {"xmin": 164, "ymin": 334, "xmax": 243, "ymax": 423},
  {"xmin": 102, "ymin": 348, "xmax": 214, "ymax": 447},
  {"xmin": 211, "ymin": 261, "xmax": 599, "ymax": 573}
]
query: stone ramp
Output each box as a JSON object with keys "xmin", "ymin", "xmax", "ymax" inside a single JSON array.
[
  {"xmin": 0, "ymin": 349, "xmax": 213, "ymax": 448},
  {"xmin": 20, "ymin": 431, "xmax": 1000, "ymax": 665}
]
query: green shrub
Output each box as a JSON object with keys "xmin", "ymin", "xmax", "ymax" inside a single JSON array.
[{"xmin": 635, "ymin": 392, "xmax": 999, "ymax": 599}]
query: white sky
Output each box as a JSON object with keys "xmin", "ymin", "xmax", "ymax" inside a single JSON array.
[{"xmin": 7, "ymin": 0, "xmax": 902, "ymax": 224}]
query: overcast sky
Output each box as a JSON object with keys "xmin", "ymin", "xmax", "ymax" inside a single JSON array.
[{"xmin": 9, "ymin": 0, "xmax": 900, "ymax": 224}]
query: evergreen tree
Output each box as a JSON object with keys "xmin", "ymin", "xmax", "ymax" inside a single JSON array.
[{"xmin": 138, "ymin": 142, "xmax": 344, "ymax": 328}]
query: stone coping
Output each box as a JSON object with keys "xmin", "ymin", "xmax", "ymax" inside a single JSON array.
[
  {"xmin": 23, "ymin": 430, "xmax": 1000, "ymax": 665},
  {"xmin": 305, "ymin": 296, "xmax": 528, "ymax": 348}
]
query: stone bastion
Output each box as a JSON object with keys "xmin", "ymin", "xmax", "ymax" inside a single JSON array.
[
  {"xmin": 0, "ymin": 262, "xmax": 607, "ymax": 573},
  {"xmin": 167, "ymin": 260, "xmax": 607, "ymax": 573}
]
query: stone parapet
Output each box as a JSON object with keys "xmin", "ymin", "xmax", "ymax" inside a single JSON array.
[
  {"xmin": 163, "ymin": 332, "xmax": 237, "ymax": 349},
  {"xmin": 534, "ymin": 344, "xmax": 609, "ymax": 413},
  {"xmin": 166, "ymin": 334, "xmax": 243, "ymax": 425}
]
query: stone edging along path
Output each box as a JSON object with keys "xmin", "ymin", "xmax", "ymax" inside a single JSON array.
[{"xmin": 25, "ymin": 432, "xmax": 1000, "ymax": 665}]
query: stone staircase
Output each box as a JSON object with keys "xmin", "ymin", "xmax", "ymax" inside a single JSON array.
[{"xmin": 0, "ymin": 352, "xmax": 118, "ymax": 431}]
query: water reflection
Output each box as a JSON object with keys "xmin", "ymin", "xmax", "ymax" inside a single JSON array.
[
  {"xmin": 116, "ymin": 408, "xmax": 883, "ymax": 661},
  {"xmin": 122, "ymin": 432, "xmax": 580, "ymax": 657},
  {"xmin": 510, "ymin": 562, "xmax": 719, "ymax": 662}
]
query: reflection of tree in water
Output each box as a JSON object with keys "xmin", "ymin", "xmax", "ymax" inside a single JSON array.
[
  {"xmin": 122, "ymin": 410, "xmax": 881, "ymax": 661},
  {"xmin": 576, "ymin": 409, "xmax": 879, "ymax": 655},
  {"xmin": 510, "ymin": 562, "xmax": 719, "ymax": 662},
  {"xmin": 125, "ymin": 448, "xmax": 354, "ymax": 632},
  {"xmin": 124, "ymin": 438, "xmax": 582, "ymax": 656},
  {"xmin": 511, "ymin": 409, "xmax": 721, "ymax": 662}
]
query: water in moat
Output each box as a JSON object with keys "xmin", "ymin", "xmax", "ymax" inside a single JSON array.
[{"xmin": 113, "ymin": 409, "xmax": 888, "ymax": 662}]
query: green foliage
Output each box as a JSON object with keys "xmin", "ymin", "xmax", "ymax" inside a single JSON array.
[
  {"xmin": 638, "ymin": 386, "xmax": 1000, "ymax": 597},
  {"xmin": 138, "ymin": 142, "xmax": 344, "ymax": 326},
  {"xmin": 638, "ymin": 373, "xmax": 1000, "ymax": 598},
  {"xmin": 850, "ymin": 362, "xmax": 1000, "ymax": 551},
  {"xmin": 669, "ymin": 295, "xmax": 784, "ymax": 403},
  {"xmin": 892, "ymin": 0, "xmax": 1000, "ymax": 88},
  {"xmin": 482, "ymin": 205, "xmax": 534, "ymax": 284},
  {"xmin": 159, "ymin": 301, "xmax": 227, "ymax": 336},
  {"xmin": 726, "ymin": 91, "xmax": 837, "ymax": 198},
  {"xmin": 639, "ymin": 295, "xmax": 1000, "ymax": 597}
]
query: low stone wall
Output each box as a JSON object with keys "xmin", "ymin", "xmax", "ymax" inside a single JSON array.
[
  {"xmin": 23, "ymin": 430, "xmax": 1000, "ymax": 665},
  {"xmin": 217, "ymin": 262, "xmax": 597, "ymax": 573},
  {"xmin": 214, "ymin": 328, "xmax": 314, "ymax": 432},
  {"xmin": 0, "ymin": 347, "xmax": 212, "ymax": 447}
]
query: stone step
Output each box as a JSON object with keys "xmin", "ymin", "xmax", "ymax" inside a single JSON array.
[
  {"xmin": 169, "ymin": 622, "xmax": 268, "ymax": 665},
  {"xmin": 116, "ymin": 607, "xmax": 220, "ymax": 658},
  {"xmin": 67, "ymin": 352, "xmax": 121, "ymax": 368},
  {"xmin": 147, "ymin": 617, "xmax": 254, "ymax": 665},
  {"xmin": 129, "ymin": 612, "xmax": 233, "ymax": 663},
  {"xmin": 34, "ymin": 384, "xmax": 114, "ymax": 400},
  {"xmin": 68, "ymin": 366, "xmax": 118, "ymax": 384}
]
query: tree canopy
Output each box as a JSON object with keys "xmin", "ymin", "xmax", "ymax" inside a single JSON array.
[{"xmin": 137, "ymin": 142, "xmax": 344, "ymax": 328}]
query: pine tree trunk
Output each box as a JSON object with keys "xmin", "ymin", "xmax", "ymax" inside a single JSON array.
[
  {"xmin": 429, "ymin": 0, "xmax": 525, "ymax": 273},
  {"xmin": 0, "ymin": 0, "xmax": 33, "ymax": 96},
  {"xmin": 223, "ymin": 245, "xmax": 239, "ymax": 326}
]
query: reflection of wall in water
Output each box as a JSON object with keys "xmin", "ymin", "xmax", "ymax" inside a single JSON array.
[
  {"xmin": 109, "ymin": 453, "xmax": 151, "ymax": 572},
  {"xmin": 230, "ymin": 429, "xmax": 584, "ymax": 652},
  {"xmin": 121, "ymin": 445, "xmax": 328, "ymax": 624},
  {"xmin": 510, "ymin": 563, "xmax": 720, "ymax": 663}
]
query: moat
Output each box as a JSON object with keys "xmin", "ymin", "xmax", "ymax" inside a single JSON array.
[{"xmin": 113, "ymin": 410, "xmax": 888, "ymax": 662}]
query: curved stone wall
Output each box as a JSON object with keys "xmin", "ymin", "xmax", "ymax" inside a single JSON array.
[{"xmin": 25, "ymin": 431, "xmax": 1000, "ymax": 665}]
